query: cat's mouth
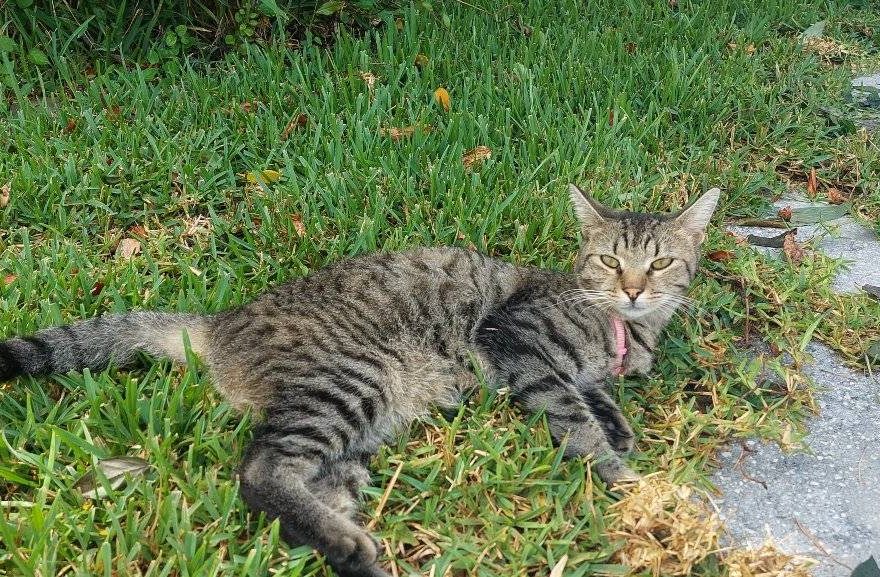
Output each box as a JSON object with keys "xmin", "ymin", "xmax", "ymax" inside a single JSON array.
[{"xmin": 613, "ymin": 293, "xmax": 660, "ymax": 319}]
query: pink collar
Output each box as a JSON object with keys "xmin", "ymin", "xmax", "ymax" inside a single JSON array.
[{"xmin": 611, "ymin": 316, "xmax": 628, "ymax": 377}]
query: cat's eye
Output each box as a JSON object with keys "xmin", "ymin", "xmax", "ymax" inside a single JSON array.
[
  {"xmin": 650, "ymin": 257, "xmax": 674, "ymax": 271},
  {"xmin": 599, "ymin": 255, "xmax": 620, "ymax": 269}
]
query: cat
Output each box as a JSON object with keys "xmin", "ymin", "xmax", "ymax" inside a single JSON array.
[{"xmin": 0, "ymin": 184, "xmax": 720, "ymax": 577}]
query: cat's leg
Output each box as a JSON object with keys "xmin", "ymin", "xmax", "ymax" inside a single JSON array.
[
  {"xmin": 581, "ymin": 388, "xmax": 635, "ymax": 454},
  {"xmin": 308, "ymin": 454, "xmax": 372, "ymax": 520},
  {"xmin": 239, "ymin": 432, "xmax": 390, "ymax": 577},
  {"xmin": 510, "ymin": 374, "xmax": 639, "ymax": 484}
]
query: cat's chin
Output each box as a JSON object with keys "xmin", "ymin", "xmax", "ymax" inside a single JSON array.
[{"xmin": 613, "ymin": 306, "xmax": 657, "ymax": 320}]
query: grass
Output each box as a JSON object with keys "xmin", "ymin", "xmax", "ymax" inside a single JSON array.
[{"xmin": 2, "ymin": 0, "xmax": 880, "ymax": 575}]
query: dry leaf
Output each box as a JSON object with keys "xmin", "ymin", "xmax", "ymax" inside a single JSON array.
[
  {"xmin": 826, "ymin": 187, "xmax": 846, "ymax": 204},
  {"xmin": 2, "ymin": 274, "xmax": 16, "ymax": 285},
  {"xmin": 707, "ymin": 250, "xmax": 734, "ymax": 262},
  {"xmin": 379, "ymin": 125, "xmax": 431, "ymax": 141},
  {"xmin": 240, "ymin": 100, "xmax": 257, "ymax": 113},
  {"xmin": 745, "ymin": 43, "xmax": 756, "ymax": 55},
  {"xmin": 291, "ymin": 213, "xmax": 306, "ymax": 237},
  {"xmin": 116, "ymin": 238, "xmax": 141, "ymax": 260},
  {"xmin": 281, "ymin": 113, "xmax": 308, "ymax": 140},
  {"xmin": 0, "ymin": 182, "xmax": 9, "ymax": 208},
  {"xmin": 549, "ymin": 554, "xmax": 568, "ymax": 577},
  {"xmin": 129, "ymin": 224, "xmax": 148, "ymax": 238},
  {"xmin": 434, "ymin": 87, "xmax": 451, "ymax": 112},
  {"xmin": 462, "ymin": 145, "xmax": 492, "ymax": 169},
  {"xmin": 181, "ymin": 216, "xmax": 213, "ymax": 240},
  {"xmin": 360, "ymin": 71, "xmax": 376, "ymax": 93},
  {"xmin": 90, "ymin": 281, "xmax": 104, "ymax": 296},
  {"xmin": 63, "ymin": 118, "xmax": 77, "ymax": 134},
  {"xmin": 806, "ymin": 167, "xmax": 817, "ymax": 196},
  {"xmin": 414, "ymin": 53, "xmax": 429, "ymax": 68},
  {"xmin": 777, "ymin": 205, "xmax": 792, "ymax": 221},
  {"xmin": 608, "ymin": 109, "xmax": 615, "ymax": 126},
  {"xmin": 782, "ymin": 232, "xmax": 804, "ymax": 265},
  {"xmin": 75, "ymin": 456, "xmax": 151, "ymax": 499},
  {"xmin": 725, "ymin": 231, "xmax": 748, "ymax": 245},
  {"xmin": 245, "ymin": 169, "xmax": 282, "ymax": 184}
]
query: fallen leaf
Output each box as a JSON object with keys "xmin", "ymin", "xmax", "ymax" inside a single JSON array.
[
  {"xmin": 863, "ymin": 285, "xmax": 880, "ymax": 301},
  {"xmin": 90, "ymin": 281, "xmax": 104, "ymax": 296},
  {"xmin": 360, "ymin": 71, "xmax": 376, "ymax": 94},
  {"xmin": 725, "ymin": 231, "xmax": 748, "ymax": 245},
  {"xmin": 63, "ymin": 118, "xmax": 77, "ymax": 134},
  {"xmin": 240, "ymin": 100, "xmax": 257, "ymax": 113},
  {"xmin": 128, "ymin": 224, "xmax": 148, "ymax": 238},
  {"xmin": 806, "ymin": 167, "xmax": 817, "ymax": 196},
  {"xmin": 245, "ymin": 169, "xmax": 283, "ymax": 184},
  {"xmin": 379, "ymin": 124, "xmax": 431, "ymax": 141},
  {"xmin": 745, "ymin": 43, "xmax": 756, "ymax": 55},
  {"xmin": 434, "ymin": 87, "xmax": 451, "ymax": 112},
  {"xmin": 549, "ymin": 554, "xmax": 568, "ymax": 577},
  {"xmin": 851, "ymin": 556, "xmax": 880, "ymax": 577},
  {"xmin": 789, "ymin": 203, "xmax": 850, "ymax": 224},
  {"xmin": 707, "ymin": 250, "xmax": 734, "ymax": 262},
  {"xmin": 0, "ymin": 182, "xmax": 9, "ymax": 208},
  {"xmin": 414, "ymin": 53, "xmax": 429, "ymax": 68},
  {"xmin": 116, "ymin": 238, "xmax": 141, "ymax": 260},
  {"xmin": 2, "ymin": 274, "xmax": 16, "ymax": 285},
  {"xmin": 747, "ymin": 229, "xmax": 797, "ymax": 248},
  {"xmin": 867, "ymin": 342, "xmax": 880, "ymax": 364},
  {"xmin": 291, "ymin": 214, "xmax": 306, "ymax": 237},
  {"xmin": 105, "ymin": 105, "xmax": 121, "ymax": 121},
  {"xmin": 281, "ymin": 113, "xmax": 308, "ymax": 140},
  {"xmin": 782, "ymin": 232, "xmax": 804, "ymax": 265},
  {"xmin": 75, "ymin": 456, "xmax": 151, "ymax": 499},
  {"xmin": 826, "ymin": 187, "xmax": 846, "ymax": 204},
  {"xmin": 462, "ymin": 145, "xmax": 492, "ymax": 169},
  {"xmin": 801, "ymin": 20, "xmax": 827, "ymax": 41},
  {"xmin": 777, "ymin": 205, "xmax": 792, "ymax": 221}
]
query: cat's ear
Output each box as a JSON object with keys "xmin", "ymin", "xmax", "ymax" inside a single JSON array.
[
  {"xmin": 569, "ymin": 183, "xmax": 614, "ymax": 227},
  {"xmin": 674, "ymin": 187, "xmax": 721, "ymax": 242}
]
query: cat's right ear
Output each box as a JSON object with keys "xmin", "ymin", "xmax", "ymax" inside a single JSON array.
[{"xmin": 569, "ymin": 183, "xmax": 612, "ymax": 228}]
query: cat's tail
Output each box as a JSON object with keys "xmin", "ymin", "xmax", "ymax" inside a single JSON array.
[{"xmin": 0, "ymin": 312, "xmax": 209, "ymax": 381}]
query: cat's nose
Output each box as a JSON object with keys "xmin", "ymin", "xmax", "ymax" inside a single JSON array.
[{"xmin": 623, "ymin": 288, "xmax": 643, "ymax": 302}]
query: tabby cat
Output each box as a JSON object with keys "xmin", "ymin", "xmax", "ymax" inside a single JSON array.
[{"xmin": 0, "ymin": 184, "xmax": 720, "ymax": 577}]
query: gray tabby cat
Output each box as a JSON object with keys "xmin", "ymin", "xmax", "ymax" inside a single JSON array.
[{"xmin": 0, "ymin": 184, "xmax": 720, "ymax": 577}]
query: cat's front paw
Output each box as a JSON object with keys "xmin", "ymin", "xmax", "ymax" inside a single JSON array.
[
  {"xmin": 598, "ymin": 414, "xmax": 636, "ymax": 454},
  {"xmin": 595, "ymin": 459, "xmax": 641, "ymax": 486}
]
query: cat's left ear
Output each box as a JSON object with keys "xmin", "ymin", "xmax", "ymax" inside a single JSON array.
[
  {"xmin": 674, "ymin": 187, "xmax": 721, "ymax": 243},
  {"xmin": 569, "ymin": 183, "xmax": 615, "ymax": 228}
]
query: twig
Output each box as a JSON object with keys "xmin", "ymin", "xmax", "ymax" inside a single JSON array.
[
  {"xmin": 729, "ymin": 218, "xmax": 792, "ymax": 229},
  {"xmin": 793, "ymin": 518, "xmax": 852, "ymax": 570},
  {"xmin": 367, "ymin": 461, "xmax": 404, "ymax": 530}
]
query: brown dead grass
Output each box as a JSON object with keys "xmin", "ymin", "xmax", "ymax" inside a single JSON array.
[{"xmin": 606, "ymin": 474, "xmax": 815, "ymax": 577}]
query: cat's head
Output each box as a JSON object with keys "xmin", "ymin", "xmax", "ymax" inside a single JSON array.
[{"xmin": 568, "ymin": 184, "xmax": 720, "ymax": 320}]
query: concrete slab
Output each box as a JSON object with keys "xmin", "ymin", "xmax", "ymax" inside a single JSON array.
[{"xmin": 711, "ymin": 343, "xmax": 880, "ymax": 575}]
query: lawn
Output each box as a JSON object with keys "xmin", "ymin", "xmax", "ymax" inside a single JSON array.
[{"xmin": 1, "ymin": 1, "xmax": 879, "ymax": 576}]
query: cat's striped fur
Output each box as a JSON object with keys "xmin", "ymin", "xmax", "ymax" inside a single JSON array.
[{"xmin": 0, "ymin": 185, "xmax": 719, "ymax": 577}]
